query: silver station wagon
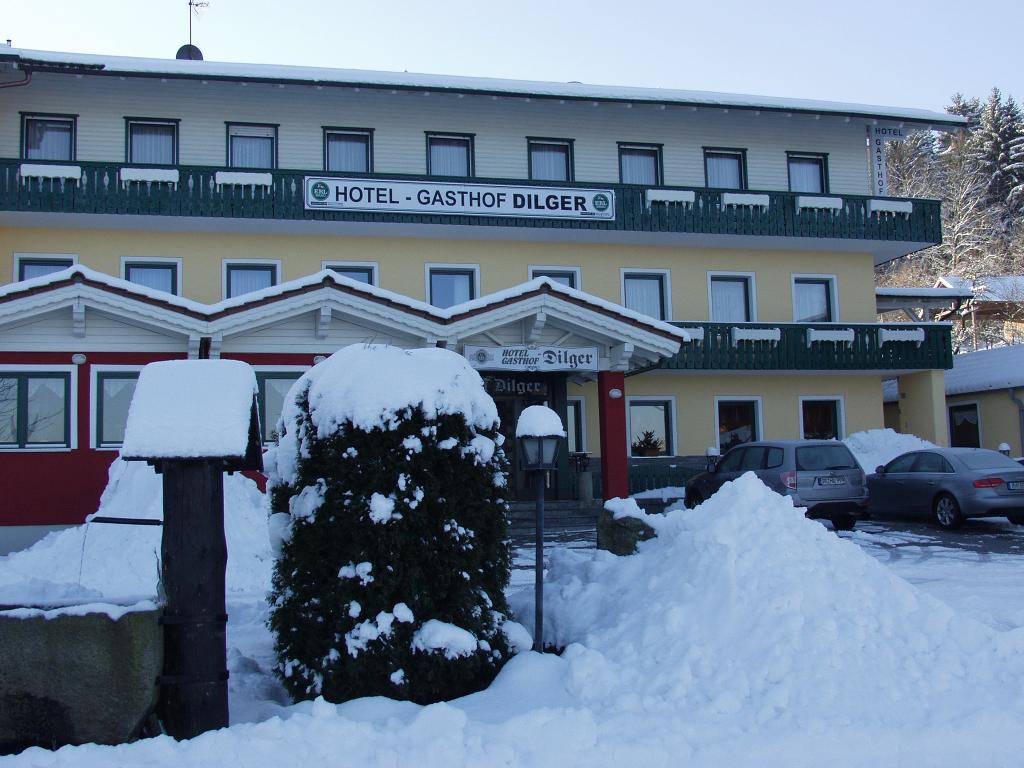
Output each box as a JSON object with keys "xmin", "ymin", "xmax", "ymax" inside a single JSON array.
[{"xmin": 685, "ymin": 440, "xmax": 868, "ymax": 530}]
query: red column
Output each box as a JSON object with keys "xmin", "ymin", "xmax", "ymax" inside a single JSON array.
[{"xmin": 597, "ymin": 371, "xmax": 628, "ymax": 500}]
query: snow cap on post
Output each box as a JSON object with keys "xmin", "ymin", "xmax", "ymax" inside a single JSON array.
[
  {"xmin": 121, "ymin": 359, "xmax": 262, "ymax": 470},
  {"xmin": 515, "ymin": 405, "xmax": 566, "ymax": 438}
]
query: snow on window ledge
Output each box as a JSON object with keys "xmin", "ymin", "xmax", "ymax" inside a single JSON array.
[
  {"xmin": 721, "ymin": 192, "xmax": 769, "ymax": 208},
  {"xmin": 730, "ymin": 327, "xmax": 781, "ymax": 346},
  {"xmin": 214, "ymin": 171, "xmax": 273, "ymax": 187},
  {"xmin": 120, "ymin": 167, "xmax": 180, "ymax": 185},
  {"xmin": 796, "ymin": 195, "xmax": 843, "ymax": 211},
  {"xmin": 645, "ymin": 189, "xmax": 696, "ymax": 207},
  {"xmin": 806, "ymin": 328, "xmax": 855, "ymax": 347},
  {"xmin": 867, "ymin": 199, "xmax": 913, "ymax": 216},
  {"xmin": 878, "ymin": 327, "xmax": 925, "ymax": 347},
  {"xmin": 19, "ymin": 163, "xmax": 82, "ymax": 181}
]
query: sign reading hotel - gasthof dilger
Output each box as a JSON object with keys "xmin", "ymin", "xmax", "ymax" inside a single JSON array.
[
  {"xmin": 304, "ymin": 177, "xmax": 616, "ymax": 220},
  {"xmin": 465, "ymin": 345, "xmax": 600, "ymax": 372}
]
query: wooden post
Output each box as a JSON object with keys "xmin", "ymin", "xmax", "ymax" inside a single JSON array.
[{"xmin": 158, "ymin": 459, "xmax": 229, "ymax": 740}]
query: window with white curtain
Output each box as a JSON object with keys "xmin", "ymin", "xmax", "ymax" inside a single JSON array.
[
  {"xmin": 623, "ymin": 273, "xmax": 666, "ymax": 320},
  {"xmin": 124, "ymin": 262, "xmax": 178, "ymax": 294},
  {"xmin": 710, "ymin": 276, "xmax": 752, "ymax": 322},
  {"xmin": 948, "ymin": 403, "xmax": 981, "ymax": 448},
  {"xmin": 793, "ymin": 278, "xmax": 833, "ymax": 322},
  {"xmin": 325, "ymin": 130, "xmax": 371, "ymax": 172},
  {"xmin": 226, "ymin": 264, "xmax": 277, "ymax": 298},
  {"xmin": 128, "ymin": 120, "xmax": 177, "ymax": 165},
  {"xmin": 429, "ymin": 268, "xmax": 475, "ymax": 308},
  {"xmin": 22, "ymin": 115, "xmax": 75, "ymax": 161},
  {"xmin": 427, "ymin": 135, "xmax": 473, "ymax": 176},
  {"xmin": 704, "ymin": 149, "xmax": 746, "ymax": 189},
  {"xmin": 528, "ymin": 140, "xmax": 572, "ymax": 181},
  {"xmin": 788, "ymin": 153, "xmax": 827, "ymax": 193},
  {"xmin": 619, "ymin": 144, "xmax": 661, "ymax": 185},
  {"xmin": 227, "ymin": 124, "xmax": 277, "ymax": 169}
]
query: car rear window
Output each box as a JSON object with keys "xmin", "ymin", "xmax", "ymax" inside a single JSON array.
[
  {"xmin": 957, "ymin": 451, "xmax": 1023, "ymax": 470},
  {"xmin": 766, "ymin": 447, "xmax": 784, "ymax": 469},
  {"xmin": 795, "ymin": 444, "xmax": 858, "ymax": 471}
]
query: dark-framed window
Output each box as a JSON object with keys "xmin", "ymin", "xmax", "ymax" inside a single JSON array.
[
  {"xmin": 717, "ymin": 399, "xmax": 759, "ymax": 451},
  {"xmin": 428, "ymin": 267, "xmax": 476, "ymax": 308},
  {"xmin": 802, "ymin": 399, "xmax": 841, "ymax": 440},
  {"xmin": 623, "ymin": 272, "xmax": 667, "ymax": 320},
  {"xmin": 566, "ymin": 399, "xmax": 585, "ymax": 453},
  {"xmin": 0, "ymin": 372, "xmax": 71, "ymax": 448},
  {"xmin": 528, "ymin": 138, "xmax": 573, "ymax": 181},
  {"xmin": 787, "ymin": 152, "xmax": 829, "ymax": 194},
  {"xmin": 226, "ymin": 122, "xmax": 278, "ymax": 169},
  {"xmin": 618, "ymin": 143, "xmax": 663, "ymax": 185},
  {"xmin": 704, "ymin": 147, "xmax": 747, "ymax": 189},
  {"xmin": 948, "ymin": 403, "xmax": 981, "ymax": 448},
  {"xmin": 326, "ymin": 264, "xmax": 374, "ymax": 285},
  {"xmin": 426, "ymin": 133, "xmax": 474, "ymax": 177},
  {"xmin": 17, "ymin": 256, "xmax": 75, "ymax": 281},
  {"xmin": 226, "ymin": 263, "xmax": 277, "ymax": 298},
  {"xmin": 793, "ymin": 277, "xmax": 833, "ymax": 322},
  {"xmin": 96, "ymin": 372, "xmax": 139, "ymax": 447},
  {"xmin": 629, "ymin": 400, "xmax": 672, "ymax": 457},
  {"xmin": 257, "ymin": 372, "xmax": 303, "ymax": 443},
  {"xmin": 530, "ymin": 268, "xmax": 577, "ymax": 288},
  {"xmin": 124, "ymin": 261, "xmax": 178, "ymax": 294},
  {"xmin": 709, "ymin": 275, "xmax": 752, "ymax": 322},
  {"xmin": 21, "ymin": 113, "xmax": 76, "ymax": 161},
  {"xmin": 126, "ymin": 118, "xmax": 179, "ymax": 165},
  {"xmin": 324, "ymin": 128, "xmax": 373, "ymax": 173}
]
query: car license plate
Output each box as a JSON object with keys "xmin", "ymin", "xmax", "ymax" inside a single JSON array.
[
  {"xmin": 1009, "ymin": 481, "xmax": 1024, "ymax": 491},
  {"xmin": 817, "ymin": 477, "xmax": 846, "ymax": 486}
]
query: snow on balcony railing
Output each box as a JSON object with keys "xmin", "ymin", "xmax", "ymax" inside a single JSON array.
[
  {"xmin": 806, "ymin": 328, "xmax": 855, "ymax": 347},
  {"xmin": 120, "ymin": 167, "xmax": 180, "ymax": 185},
  {"xmin": 214, "ymin": 171, "xmax": 273, "ymax": 187},
  {"xmin": 867, "ymin": 199, "xmax": 913, "ymax": 216},
  {"xmin": 797, "ymin": 195, "xmax": 843, "ymax": 211},
  {"xmin": 879, "ymin": 327, "xmax": 925, "ymax": 347},
  {"xmin": 645, "ymin": 189, "xmax": 696, "ymax": 207},
  {"xmin": 731, "ymin": 326, "xmax": 781, "ymax": 346},
  {"xmin": 20, "ymin": 163, "xmax": 82, "ymax": 181},
  {"xmin": 721, "ymin": 192, "xmax": 769, "ymax": 208}
]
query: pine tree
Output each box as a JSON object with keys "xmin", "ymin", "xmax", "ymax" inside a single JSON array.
[
  {"xmin": 971, "ymin": 88, "xmax": 1023, "ymax": 212},
  {"xmin": 268, "ymin": 348, "xmax": 513, "ymax": 705}
]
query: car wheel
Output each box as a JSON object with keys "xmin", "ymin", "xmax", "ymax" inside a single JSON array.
[
  {"xmin": 932, "ymin": 493, "xmax": 963, "ymax": 530},
  {"xmin": 831, "ymin": 515, "xmax": 856, "ymax": 531},
  {"xmin": 685, "ymin": 491, "xmax": 703, "ymax": 509},
  {"xmin": 1008, "ymin": 514, "xmax": 1024, "ymax": 526}
]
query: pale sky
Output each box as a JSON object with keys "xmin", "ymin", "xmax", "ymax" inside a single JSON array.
[{"xmin": 4, "ymin": 0, "xmax": 1020, "ymax": 114}]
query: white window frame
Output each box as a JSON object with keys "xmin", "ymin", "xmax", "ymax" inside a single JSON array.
[
  {"xmin": 947, "ymin": 399, "xmax": 983, "ymax": 448},
  {"xmin": 567, "ymin": 395, "xmax": 587, "ymax": 453},
  {"xmin": 120, "ymin": 256, "xmax": 183, "ymax": 295},
  {"xmin": 255, "ymin": 365, "xmax": 311, "ymax": 444},
  {"xmin": 0, "ymin": 363, "xmax": 77, "ymax": 452},
  {"xmin": 222, "ymin": 259, "xmax": 281, "ymax": 300},
  {"xmin": 626, "ymin": 395, "xmax": 677, "ymax": 457},
  {"xmin": 226, "ymin": 122, "xmax": 278, "ymax": 169},
  {"xmin": 798, "ymin": 395, "xmax": 846, "ymax": 440},
  {"xmin": 527, "ymin": 138, "xmax": 574, "ymax": 182},
  {"xmin": 529, "ymin": 265, "xmax": 581, "ymax": 289},
  {"xmin": 323, "ymin": 128, "xmax": 373, "ymax": 173},
  {"xmin": 126, "ymin": 118, "xmax": 179, "ymax": 166},
  {"xmin": 14, "ymin": 252, "xmax": 78, "ymax": 282},
  {"xmin": 21, "ymin": 114, "xmax": 76, "ymax": 161},
  {"xmin": 707, "ymin": 271, "xmax": 757, "ymax": 322},
  {"xmin": 322, "ymin": 260, "xmax": 379, "ymax": 286},
  {"xmin": 618, "ymin": 143, "xmax": 663, "ymax": 186},
  {"xmin": 90, "ymin": 364, "xmax": 144, "ymax": 450},
  {"xmin": 425, "ymin": 263, "xmax": 480, "ymax": 307},
  {"xmin": 713, "ymin": 395, "xmax": 764, "ymax": 451},
  {"xmin": 791, "ymin": 273, "xmax": 839, "ymax": 323},
  {"xmin": 620, "ymin": 268, "xmax": 672, "ymax": 321}
]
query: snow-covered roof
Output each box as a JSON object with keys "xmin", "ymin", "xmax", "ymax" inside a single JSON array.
[
  {"xmin": 944, "ymin": 345, "xmax": 1024, "ymax": 396},
  {"xmin": 936, "ymin": 275, "xmax": 1024, "ymax": 303},
  {"xmin": 875, "ymin": 287, "xmax": 973, "ymax": 299},
  {"xmin": 0, "ymin": 46, "xmax": 965, "ymax": 127}
]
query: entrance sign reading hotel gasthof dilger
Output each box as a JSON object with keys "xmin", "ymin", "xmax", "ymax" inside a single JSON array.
[
  {"xmin": 305, "ymin": 177, "xmax": 615, "ymax": 220},
  {"xmin": 465, "ymin": 345, "xmax": 599, "ymax": 372}
]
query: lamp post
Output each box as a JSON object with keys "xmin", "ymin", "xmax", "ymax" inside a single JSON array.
[{"xmin": 516, "ymin": 405, "xmax": 565, "ymax": 653}]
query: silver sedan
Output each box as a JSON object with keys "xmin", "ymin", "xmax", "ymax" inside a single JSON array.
[{"xmin": 867, "ymin": 448, "xmax": 1024, "ymax": 529}]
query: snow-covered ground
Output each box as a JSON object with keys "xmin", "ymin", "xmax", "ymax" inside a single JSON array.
[{"xmin": 3, "ymin": 430, "xmax": 1024, "ymax": 766}]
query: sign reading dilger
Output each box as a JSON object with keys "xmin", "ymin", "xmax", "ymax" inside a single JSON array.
[
  {"xmin": 465, "ymin": 345, "xmax": 599, "ymax": 372},
  {"xmin": 305, "ymin": 177, "xmax": 615, "ymax": 220}
]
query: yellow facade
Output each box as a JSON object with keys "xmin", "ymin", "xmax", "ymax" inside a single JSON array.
[{"xmin": 947, "ymin": 390, "xmax": 1024, "ymax": 455}]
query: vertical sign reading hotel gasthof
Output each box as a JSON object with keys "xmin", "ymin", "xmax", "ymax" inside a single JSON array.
[{"xmin": 867, "ymin": 126, "xmax": 906, "ymax": 197}]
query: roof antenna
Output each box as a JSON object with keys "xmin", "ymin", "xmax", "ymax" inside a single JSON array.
[{"xmin": 177, "ymin": 0, "xmax": 208, "ymax": 60}]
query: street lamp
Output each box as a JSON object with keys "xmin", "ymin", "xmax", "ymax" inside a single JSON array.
[{"xmin": 516, "ymin": 405, "xmax": 565, "ymax": 653}]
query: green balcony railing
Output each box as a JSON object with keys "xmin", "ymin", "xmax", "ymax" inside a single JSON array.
[
  {"xmin": 0, "ymin": 159, "xmax": 943, "ymax": 245},
  {"xmin": 657, "ymin": 322, "xmax": 953, "ymax": 372}
]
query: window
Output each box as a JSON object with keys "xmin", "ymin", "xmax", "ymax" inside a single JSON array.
[
  {"xmin": 16, "ymin": 255, "xmax": 75, "ymax": 281},
  {"xmin": 227, "ymin": 123, "xmax": 277, "ymax": 169},
  {"xmin": 801, "ymin": 398, "xmax": 842, "ymax": 440},
  {"xmin": 948, "ymin": 403, "xmax": 981, "ymax": 448},
  {"xmin": 716, "ymin": 447, "xmax": 746, "ymax": 472},
  {"xmin": 618, "ymin": 144, "xmax": 662, "ymax": 185},
  {"xmin": 225, "ymin": 263, "xmax": 277, "ymax": 298},
  {"xmin": 257, "ymin": 373, "xmax": 304, "ymax": 443},
  {"xmin": 124, "ymin": 260, "xmax": 178, "ymax": 294},
  {"xmin": 622, "ymin": 272, "xmax": 668, "ymax": 320},
  {"xmin": 913, "ymin": 452, "xmax": 954, "ymax": 474},
  {"xmin": 793, "ymin": 277, "xmax": 834, "ymax": 322},
  {"xmin": 427, "ymin": 133, "xmax": 473, "ymax": 177},
  {"xmin": 885, "ymin": 453, "xmax": 918, "ymax": 473},
  {"xmin": 326, "ymin": 264, "xmax": 375, "ymax": 285},
  {"xmin": 528, "ymin": 139, "xmax": 573, "ymax": 181},
  {"xmin": 788, "ymin": 153, "xmax": 828, "ymax": 194},
  {"xmin": 530, "ymin": 267, "xmax": 579, "ymax": 288},
  {"xmin": 795, "ymin": 444, "xmax": 858, "ymax": 471},
  {"xmin": 126, "ymin": 119, "xmax": 178, "ymax": 165},
  {"xmin": 629, "ymin": 400, "xmax": 672, "ymax": 456},
  {"xmin": 22, "ymin": 114, "xmax": 75, "ymax": 161},
  {"xmin": 0, "ymin": 372, "xmax": 71, "ymax": 448},
  {"xmin": 566, "ymin": 399, "xmax": 585, "ymax": 453},
  {"xmin": 717, "ymin": 398, "xmax": 760, "ymax": 451},
  {"xmin": 428, "ymin": 267, "xmax": 476, "ymax": 308},
  {"xmin": 709, "ymin": 274, "xmax": 753, "ymax": 322},
  {"xmin": 324, "ymin": 128, "xmax": 372, "ymax": 173},
  {"xmin": 96, "ymin": 372, "xmax": 139, "ymax": 447},
  {"xmin": 704, "ymin": 148, "xmax": 746, "ymax": 189}
]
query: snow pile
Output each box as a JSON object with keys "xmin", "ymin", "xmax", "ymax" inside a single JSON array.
[
  {"xmin": 0, "ymin": 459, "xmax": 272, "ymax": 604},
  {"xmin": 515, "ymin": 404, "xmax": 565, "ymax": 437},
  {"xmin": 844, "ymin": 428, "xmax": 935, "ymax": 472}
]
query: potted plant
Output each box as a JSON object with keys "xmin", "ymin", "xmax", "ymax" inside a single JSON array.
[{"xmin": 631, "ymin": 430, "xmax": 663, "ymax": 457}]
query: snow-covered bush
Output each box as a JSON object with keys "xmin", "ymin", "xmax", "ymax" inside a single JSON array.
[{"xmin": 267, "ymin": 345, "xmax": 512, "ymax": 704}]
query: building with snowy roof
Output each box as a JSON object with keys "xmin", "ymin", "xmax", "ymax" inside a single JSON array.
[
  {"xmin": 0, "ymin": 42, "xmax": 962, "ymax": 547},
  {"xmin": 935, "ymin": 275, "xmax": 1024, "ymax": 349}
]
